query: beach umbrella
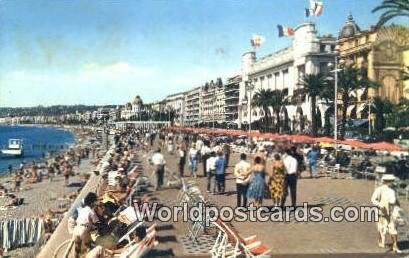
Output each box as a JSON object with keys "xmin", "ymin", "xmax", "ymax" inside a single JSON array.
[
  {"xmin": 368, "ymin": 141, "xmax": 406, "ymax": 152},
  {"xmin": 340, "ymin": 139, "xmax": 371, "ymax": 149},
  {"xmin": 314, "ymin": 137, "xmax": 337, "ymax": 143},
  {"xmin": 291, "ymin": 135, "xmax": 314, "ymax": 143}
]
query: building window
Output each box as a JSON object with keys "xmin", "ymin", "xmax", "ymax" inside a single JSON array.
[
  {"xmin": 274, "ymin": 72, "xmax": 279, "ymax": 89},
  {"xmin": 320, "ymin": 44, "xmax": 326, "ymax": 52},
  {"xmin": 297, "ymin": 65, "xmax": 305, "ymax": 79},
  {"xmin": 319, "ymin": 62, "xmax": 329, "ymax": 74},
  {"xmin": 282, "ymin": 69, "xmax": 289, "ymax": 88}
]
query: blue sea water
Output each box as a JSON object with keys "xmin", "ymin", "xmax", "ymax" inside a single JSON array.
[{"xmin": 0, "ymin": 125, "xmax": 75, "ymax": 173}]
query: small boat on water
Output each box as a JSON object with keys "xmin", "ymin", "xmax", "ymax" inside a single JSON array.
[{"xmin": 0, "ymin": 139, "xmax": 24, "ymax": 157}]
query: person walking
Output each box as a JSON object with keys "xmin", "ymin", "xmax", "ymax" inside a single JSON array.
[
  {"xmin": 307, "ymin": 146, "xmax": 319, "ymax": 178},
  {"xmin": 282, "ymin": 149, "xmax": 298, "ymax": 207},
  {"xmin": 201, "ymin": 141, "xmax": 211, "ymax": 177},
  {"xmin": 178, "ymin": 145, "xmax": 186, "ymax": 177},
  {"xmin": 234, "ymin": 153, "xmax": 251, "ymax": 207},
  {"xmin": 245, "ymin": 154, "xmax": 267, "ymax": 208},
  {"xmin": 188, "ymin": 144, "xmax": 199, "ymax": 178},
  {"xmin": 206, "ymin": 151, "xmax": 217, "ymax": 193},
  {"xmin": 151, "ymin": 148, "xmax": 166, "ymax": 190},
  {"xmin": 371, "ymin": 174, "xmax": 402, "ymax": 253},
  {"xmin": 291, "ymin": 145, "xmax": 304, "ymax": 176},
  {"xmin": 268, "ymin": 154, "xmax": 285, "ymax": 206},
  {"xmin": 214, "ymin": 151, "xmax": 226, "ymax": 194},
  {"xmin": 223, "ymin": 143, "xmax": 231, "ymax": 169},
  {"xmin": 167, "ymin": 136, "xmax": 174, "ymax": 155}
]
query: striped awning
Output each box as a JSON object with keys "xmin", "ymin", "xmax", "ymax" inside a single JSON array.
[
  {"xmin": 357, "ymin": 103, "xmax": 367, "ymax": 114},
  {"xmin": 346, "ymin": 105, "xmax": 356, "ymax": 117}
]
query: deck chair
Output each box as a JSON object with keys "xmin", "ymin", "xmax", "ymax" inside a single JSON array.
[
  {"xmin": 116, "ymin": 223, "xmax": 156, "ymax": 251},
  {"xmin": 213, "ymin": 219, "xmax": 271, "ymax": 258},
  {"xmin": 116, "ymin": 229, "xmax": 157, "ymax": 258},
  {"xmin": 117, "ymin": 221, "xmax": 144, "ymax": 245}
]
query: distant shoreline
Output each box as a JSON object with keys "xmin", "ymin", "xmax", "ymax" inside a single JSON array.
[{"xmin": 0, "ymin": 124, "xmax": 81, "ymax": 176}]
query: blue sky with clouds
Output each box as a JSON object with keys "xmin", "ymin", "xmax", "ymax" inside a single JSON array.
[{"xmin": 0, "ymin": 0, "xmax": 406, "ymax": 107}]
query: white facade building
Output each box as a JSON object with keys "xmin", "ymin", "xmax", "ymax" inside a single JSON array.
[
  {"xmin": 121, "ymin": 96, "xmax": 144, "ymax": 120},
  {"xmin": 239, "ymin": 22, "xmax": 336, "ymax": 132},
  {"xmin": 164, "ymin": 92, "xmax": 185, "ymax": 126},
  {"xmin": 184, "ymin": 87, "xmax": 202, "ymax": 126}
]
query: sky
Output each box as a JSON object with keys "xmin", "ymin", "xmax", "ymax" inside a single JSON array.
[{"xmin": 0, "ymin": 0, "xmax": 406, "ymax": 107}]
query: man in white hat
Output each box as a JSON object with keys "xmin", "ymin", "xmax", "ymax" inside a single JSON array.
[{"xmin": 371, "ymin": 174, "xmax": 401, "ymax": 253}]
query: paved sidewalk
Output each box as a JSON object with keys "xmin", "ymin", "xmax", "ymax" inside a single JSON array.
[{"xmin": 161, "ymin": 149, "xmax": 409, "ymax": 257}]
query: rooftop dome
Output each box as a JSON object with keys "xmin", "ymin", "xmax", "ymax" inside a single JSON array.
[
  {"xmin": 132, "ymin": 96, "xmax": 143, "ymax": 105},
  {"xmin": 339, "ymin": 14, "xmax": 361, "ymax": 39}
]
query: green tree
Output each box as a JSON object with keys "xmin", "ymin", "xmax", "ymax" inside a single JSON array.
[
  {"xmin": 335, "ymin": 66, "xmax": 378, "ymax": 139},
  {"xmin": 371, "ymin": 97, "xmax": 394, "ymax": 133},
  {"xmin": 271, "ymin": 90, "xmax": 288, "ymax": 133},
  {"xmin": 298, "ymin": 73, "xmax": 329, "ymax": 136},
  {"xmin": 372, "ymin": 0, "xmax": 409, "ymax": 27},
  {"xmin": 252, "ymin": 89, "xmax": 274, "ymax": 132}
]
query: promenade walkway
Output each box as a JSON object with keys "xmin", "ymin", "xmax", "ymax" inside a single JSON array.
[{"xmin": 160, "ymin": 149, "xmax": 409, "ymax": 257}]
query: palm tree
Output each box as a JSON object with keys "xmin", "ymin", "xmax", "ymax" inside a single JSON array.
[
  {"xmin": 372, "ymin": 0, "xmax": 409, "ymax": 27},
  {"xmin": 371, "ymin": 97, "xmax": 394, "ymax": 133},
  {"xmin": 252, "ymin": 89, "xmax": 274, "ymax": 132},
  {"xmin": 298, "ymin": 73, "xmax": 329, "ymax": 136},
  {"xmin": 271, "ymin": 90, "xmax": 287, "ymax": 133},
  {"xmin": 336, "ymin": 66, "xmax": 378, "ymax": 139}
]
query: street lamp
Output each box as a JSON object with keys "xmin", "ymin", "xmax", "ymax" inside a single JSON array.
[
  {"xmin": 368, "ymin": 98, "xmax": 373, "ymax": 135},
  {"xmin": 245, "ymin": 80, "xmax": 255, "ymax": 132},
  {"xmin": 213, "ymin": 87, "xmax": 216, "ymax": 129},
  {"xmin": 328, "ymin": 56, "xmax": 345, "ymax": 141}
]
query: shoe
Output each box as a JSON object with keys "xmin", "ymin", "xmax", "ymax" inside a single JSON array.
[
  {"xmin": 378, "ymin": 242, "xmax": 385, "ymax": 248},
  {"xmin": 206, "ymin": 190, "xmax": 210, "ymax": 193},
  {"xmin": 393, "ymin": 247, "xmax": 402, "ymax": 253}
]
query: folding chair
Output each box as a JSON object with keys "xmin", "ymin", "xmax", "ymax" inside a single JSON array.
[
  {"xmin": 117, "ymin": 221, "xmax": 144, "ymax": 245},
  {"xmin": 331, "ymin": 164, "xmax": 340, "ymax": 179},
  {"xmin": 116, "ymin": 228, "xmax": 157, "ymax": 258},
  {"xmin": 212, "ymin": 219, "xmax": 271, "ymax": 258}
]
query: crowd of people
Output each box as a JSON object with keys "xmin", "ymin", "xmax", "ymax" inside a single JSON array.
[
  {"xmin": 3, "ymin": 126, "xmax": 407, "ymax": 257},
  {"xmin": 67, "ymin": 128, "xmax": 159, "ymax": 258},
  {"xmin": 0, "ymin": 145, "xmax": 97, "ymax": 210}
]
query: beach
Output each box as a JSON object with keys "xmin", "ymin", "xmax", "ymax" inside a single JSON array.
[{"xmin": 0, "ymin": 125, "xmax": 101, "ymax": 258}]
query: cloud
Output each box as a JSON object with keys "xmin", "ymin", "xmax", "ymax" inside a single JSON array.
[
  {"xmin": 0, "ymin": 62, "xmax": 157, "ymax": 106},
  {"xmin": 80, "ymin": 62, "xmax": 155, "ymax": 81}
]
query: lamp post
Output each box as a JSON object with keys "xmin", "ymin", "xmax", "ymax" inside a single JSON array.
[
  {"xmin": 213, "ymin": 87, "xmax": 216, "ymax": 129},
  {"xmin": 368, "ymin": 98, "xmax": 372, "ymax": 135},
  {"xmin": 328, "ymin": 55, "xmax": 344, "ymax": 141},
  {"xmin": 245, "ymin": 80, "xmax": 255, "ymax": 132}
]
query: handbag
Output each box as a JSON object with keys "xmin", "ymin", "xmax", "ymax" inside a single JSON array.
[{"xmin": 392, "ymin": 206, "xmax": 408, "ymax": 227}]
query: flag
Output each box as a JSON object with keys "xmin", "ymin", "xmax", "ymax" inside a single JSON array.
[
  {"xmin": 314, "ymin": 1, "xmax": 323, "ymax": 16},
  {"xmin": 305, "ymin": 8, "xmax": 311, "ymax": 17},
  {"xmin": 250, "ymin": 34, "xmax": 265, "ymax": 48},
  {"xmin": 277, "ymin": 25, "xmax": 294, "ymax": 37},
  {"xmin": 308, "ymin": 0, "xmax": 324, "ymax": 17}
]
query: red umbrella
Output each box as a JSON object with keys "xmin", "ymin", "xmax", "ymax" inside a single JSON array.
[
  {"xmin": 291, "ymin": 135, "xmax": 314, "ymax": 143},
  {"xmin": 368, "ymin": 141, "xmax": 406, "ymax": 152},
  {"xmin": 314, "ymin": 137, "xmax": 337, "ymax": 143},
  {"xmin": 340, "ymin": 139, "xmax": 371, "ymax": 149}
]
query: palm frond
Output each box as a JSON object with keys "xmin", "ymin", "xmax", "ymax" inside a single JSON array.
[{"xmin": 372, "ymin": 0, "xmax": 409, "ymax": 26}]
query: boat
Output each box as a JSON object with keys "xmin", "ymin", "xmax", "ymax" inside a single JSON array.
[{"xmin": 0, "ymin": 139, "xmax": 24, "ymax": 157}]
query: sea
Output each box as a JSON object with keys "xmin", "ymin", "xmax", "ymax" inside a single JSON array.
[{"xmin": 0, "ymin": 125, "xmax": 75, "ymax": 174}]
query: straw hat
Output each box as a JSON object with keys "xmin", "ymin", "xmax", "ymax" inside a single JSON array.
[{"xmin": 382, "ymin": 174, "xmax": 396, "ymax": 182}]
